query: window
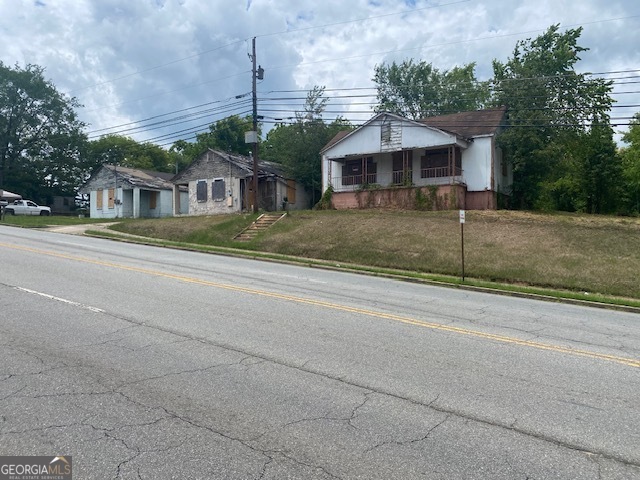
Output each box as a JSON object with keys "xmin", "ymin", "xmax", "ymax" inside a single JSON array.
[
  {"xmin": 96, "ymin": 189, "xmax": 103, "ymax": 210},
  {"xmin": 212, "ymin": 178, "xmax": 225, "ymax": 201},
  {"xmin": 381, "ymin": 119, "xmax": 391, "ymax": 144},
  {"xmin": 108, "ymin": 188, "xmax": 115, "ymax": 208},
  {"xmin": 341, "ymin": 157, "xmax": 376, "ymax": 185},
  {"xmin": 196, "ymin": 180, "xmax": 207, "ymax": 202},
  {"xmin": 149, "ymin": 191, "xmax": 157, "ymax": 209}
]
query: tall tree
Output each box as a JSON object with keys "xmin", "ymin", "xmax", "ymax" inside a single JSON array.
[
  {"xmin": 262, "ymin": 87, "xmax": 352, "ymax": 205},
  {"xmin": 491, "ymin": 25, "xmax": 614, "ymax": 209},
  {"xmin": 0, "ymin": 62, "xmax": 87, "ymax": 202},
  {"xmin": 620, "ymin": 113, "xmax": 640, "ymax": 214},
  {"xmin": 373, "ymin": 60, "xmax": 489, "ymax": 118}
]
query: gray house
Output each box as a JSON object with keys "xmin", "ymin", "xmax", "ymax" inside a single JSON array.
[
  {"xmin": 81, "ymin": 164, "xmax": 187, "ymax": 219},
  {"xmin": 172, "ymin": 149, "xmax": 309, "ymax": 215}
]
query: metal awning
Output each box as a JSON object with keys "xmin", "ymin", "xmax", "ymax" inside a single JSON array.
[{"xmin": 0, "ymin": 190, "xmax": 22, "ymax": 201}]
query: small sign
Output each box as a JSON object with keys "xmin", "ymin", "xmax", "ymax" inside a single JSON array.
[{"xmin": 459, "ymin": 210, "xmax": 466, "ymax": 224}]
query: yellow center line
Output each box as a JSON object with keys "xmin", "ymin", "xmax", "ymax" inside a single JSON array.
[{"xmin": 4, "ymin": 241, "xmax": 640, "ymax": 369}]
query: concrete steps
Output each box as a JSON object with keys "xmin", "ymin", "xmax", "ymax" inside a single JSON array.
[{"xmin": 234, "ymin": 213, "xmax": 286, "ymax": 241}]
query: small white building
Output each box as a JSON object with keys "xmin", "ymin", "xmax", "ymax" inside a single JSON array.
[
  {"xmin": 321, "ymin": 107, "xmax": 511, "ymax": 210},
  {"xmin": 80, "ymin": 164, "xmax": 187, "ymax": 219}
]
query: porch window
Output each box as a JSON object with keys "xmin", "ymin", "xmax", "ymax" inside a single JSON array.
[
  {"xmin": 421, "ymin": 148, "xmax": 461, "ymax": 178},
  {"xmin": 96, "ymin": 189, "xmax": 103, "ymax": 210},
  {"xmin": 196, "ymin": 180, "xmax": 207, "ymax": 202},
  {"xmin": 392, "ymin": 151, "xmax": 413, "ymax": 185},
  {"xmin": 212, "ymin": 178, "xmax": 225, "ymax": 201},
  {"xmin": 149, "ymin": 191, "xmax": 157, "ymax": 209},
  {"xmin": 341, "ymin": 157, "xmax": 376, "ymax": 186}
]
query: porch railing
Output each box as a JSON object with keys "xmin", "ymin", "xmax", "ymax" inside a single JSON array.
[
  {"xmin": 421, "ymin": 166, "xmax": 463, "ymax": 178},
  {"xmin": 331, "ymin": 169, "xmax": 463, "ymax": 192}
]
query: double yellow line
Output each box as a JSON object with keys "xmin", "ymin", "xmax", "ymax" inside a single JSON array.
[{"xmin": 3, "ymin": 241, "xmax": 639, "ymax": 369}]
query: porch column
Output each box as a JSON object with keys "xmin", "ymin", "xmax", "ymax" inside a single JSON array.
[
  {"xmin": 173, "ymin": 185, "xmax": 180, "ymax": 215},
  {"xmin": 133, "ymin": 187, "xmax": 141, "ymax": 218},
  {"xmin": 449, "ymin": 146, "xmax": 454, "ymax": 185}
]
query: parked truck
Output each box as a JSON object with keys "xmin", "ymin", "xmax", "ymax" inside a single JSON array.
[{"xmin": 4, "ymin": 200, "xmax": 51, "ymax": 216}]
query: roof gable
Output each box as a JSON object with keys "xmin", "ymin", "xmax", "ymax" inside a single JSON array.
[
  {"xmin": 80, "ymin": 164, "xmax": 174, "ymax": 193},
  {"xmin": 172, "ymin": 149, "xmax": 286, "ymax": 183}
]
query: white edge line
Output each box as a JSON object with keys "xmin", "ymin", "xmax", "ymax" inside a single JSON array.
[{"xmin": 15, "ymin": 286, "xmax": 105, "ymax": 313}]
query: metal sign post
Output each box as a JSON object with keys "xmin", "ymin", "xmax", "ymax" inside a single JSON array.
[{"xmin": 459, "ymin": 210, "xmax": 465, "ymax": 281}]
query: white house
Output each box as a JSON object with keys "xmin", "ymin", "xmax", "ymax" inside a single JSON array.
[
  {"xmin": 172, "ymin": 149, "xmax": 309, "ymax": 215},
  {"xmin": 321, "ymin": 107, "xmax": 511, "ymax": 210},
  {"xmin": 80, "ymin": 164, "xmax": 187, "ymax": 219}
]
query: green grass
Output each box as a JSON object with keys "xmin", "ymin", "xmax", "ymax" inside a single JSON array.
[
  {"xmin": 0, "ymin": 214, "xmax": 113, "ymax": 227},
  {"xmin": 101, "ymin": 209, "xmax": 640, "ymax": 301}
]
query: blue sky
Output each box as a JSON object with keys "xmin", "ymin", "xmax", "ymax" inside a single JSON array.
[{"xmin": 1, "ymin": 0, "xmax": 638, "ymax": 145}]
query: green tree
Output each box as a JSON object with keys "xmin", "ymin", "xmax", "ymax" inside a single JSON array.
[
  {"xmin": 169, "ymin": 115, "xmax": 256, "ymax": 168},
  {"xmin": 262, "ymin": 87, "xmax": 352, "ymax": 205},
  {"xmin": 538, "ymin": 125, "xmax": 622, "ymax": 213},
  {"xmin": 88, "ymin": 135, "xmax": 171, "ymax": 172},
  {"xmin": 491, "ymin": 25, "xmax": 614, "ymax": 209},
  {"xmin": 0, "ymin": 62, "xmax": 87, "ymax": 202},
  {"xmin": 373, "ymin": 60, "xmax": 490, "ymax": 118},
  {"xmin": 620, "ymin": 113, "xmax": 640, "ymax": 213}
]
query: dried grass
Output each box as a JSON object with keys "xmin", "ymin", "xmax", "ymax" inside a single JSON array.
[{"xmin": 115, "ymin": 210, "xmax": 640, "ymax": 299}]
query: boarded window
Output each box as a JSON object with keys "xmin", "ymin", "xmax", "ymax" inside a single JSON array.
[
  {"xmin": 286, "ymin": 179, "xmax": 296, "ymax": 204},
  {"xmin": 96, "ymin": 189, "xmax": 103, "ymax": 210},
  {"xmin": 212, "ymin": 178, "xmax": 225, "ymax": 201},
  {"xmin": 149, "ymin": 191, "xmax": 157, "ymax": 209},
  {"xmin": 196, "ymin": 180, "xmax": 207, "ymax": 202},
  {"xmin": 108, "ymin": 188, "xmax": 115, "ymax": 209}
]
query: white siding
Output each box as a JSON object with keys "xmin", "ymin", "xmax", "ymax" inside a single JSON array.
[
  {"xmin": 462, "ymin": 137, "xmax": 492, "ymax": 192},
  {"xmin": 324, "ymin": 120, "xmax": 459, "ymax": 160}
]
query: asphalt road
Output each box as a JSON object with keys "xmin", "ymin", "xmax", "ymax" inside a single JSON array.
[{"xmin": 1, "ymin": 226, "xmax": 639, "ymax": 479}]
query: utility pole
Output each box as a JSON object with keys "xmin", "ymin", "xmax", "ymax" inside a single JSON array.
[{"xmin": 251, "ymin": 37, "xmax": 259, "ymax": 214}]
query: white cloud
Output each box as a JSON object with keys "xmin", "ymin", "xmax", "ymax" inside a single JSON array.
[{"xmin": 1, "ymin": 0, "xmax": 638, "ymax": 143}]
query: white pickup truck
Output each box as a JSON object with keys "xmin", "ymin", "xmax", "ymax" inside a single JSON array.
[{"xmin": 3, "ymin": 199, "xmax": 51, "ymax": 216}]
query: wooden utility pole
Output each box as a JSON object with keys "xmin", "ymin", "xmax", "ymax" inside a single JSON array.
[{"xmin": 251, "ymin": 37, "xmax": 259, "ymax": 214}]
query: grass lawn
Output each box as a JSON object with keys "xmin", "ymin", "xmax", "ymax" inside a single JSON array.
[
  {"xmin": 111, "ymin": 209, "xmax": 640, "ymax": 300},
  {"xmin": 0, "ymin": 214, "xmax": 114, "ymax": 227}
]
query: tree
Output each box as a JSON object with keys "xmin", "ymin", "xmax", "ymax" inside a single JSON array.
[
  {"xmin": 491, "ymin": 25, "xmax": 615, "ymax": 209},
  {"xmin": 620, "ymin": 113, "xmax": 640, "ymax": 214},
  {"xmin": 373, "ymin": 60, "xmax": 489, "ymax": 119},
  {"xmin": 169, "ymin": 115, "xmax": 255, "ymax": 169},
  {"xmin": 0, "ymin": 62, "xmax": 87, "ymax": 202},
  {"xmin": 88, "ymin": 135, "xmax": 171, "ymax": 172},
  {"xmin": 538, "ymin": 125, "xmax": 622, "ymax": 213},
  {"xmin": 262, "ymin": 87, "xmax": 352, "ymax": 205}
]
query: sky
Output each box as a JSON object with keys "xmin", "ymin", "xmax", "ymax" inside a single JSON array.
[{"xmin": 1, "ymin": 0, "xmax": 639, "ymax": 148}]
